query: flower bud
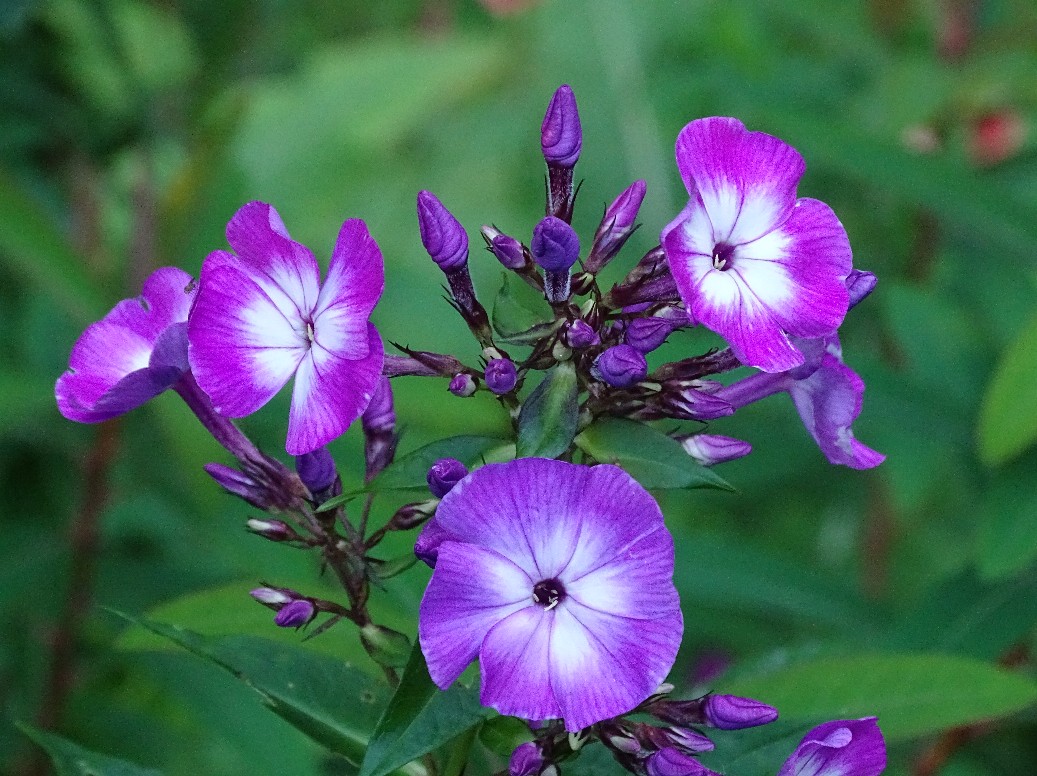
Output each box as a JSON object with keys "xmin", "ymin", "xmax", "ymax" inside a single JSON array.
[
  {"xmin": 295, "ymin": 447, "xmax": 337, "ymax": 495},
  {"xmin": 646, "ymin": 748, "xmax": 721, "ymax": 776},
  {"xmin": 540, "ymin": 84, "xmax": 582, "ymax": 169},
  {"xmin": 274, "ymin": 598, "xmax": 317, "ymax": 629},
  {"xmin": 586, "ymin": 180, "xmax": 646, "ymax": 272},
  {"xmin": 449, "ymin": 373, "xmax": 478, "ymax": 397},
  {"xmin": 661, "ymin": 727, "xmax": 715, "ymax": 754},
  {"xmin": 659, "ymin": 385, "xmax": 734, "ymax": 421},
  {"xmin": 390, "ymin": 500, "xmax": 437, "ymax": 532},
  {"xmin": 246, "ymin": 518, "xmax": 297, "ymax": 542},
  {"xmin": 509, "ymin": 741, "xmax": 544, "ymax": 776},
  {"xmin": 593, "ymin": 345, "xmax": 647, "ymax": 388},
  {"xmin": 417, "ymin": 191, "xmax": 468, "ymax": 271},
  {"xmin": 564, "ymin": 319, "xmax": 600, "ymax": 349},
  {"xmin": 703, "ymin": 694, "xmax": 778, "ymax": 730},
  {"xmin": 204, "ymin": 463, "xmax": 271, "ymax": 509},
  {"xmin": 482, "ymin": 225, "xmax": 527, "ymax": 270},
  {"xmin": 250, "ymin": 587, "xmax": 293, "ymax": 607},
  {"xmin": 531, "ymin": 217, "xmax": 580, "ymax": 273},
  {"xmin": 778, "ymin": 718, "xmax": 885, "ymax": 776},
  {"xmin": 427, "ymin": 458, "xmax": 468, "ymax": 498},
  {"xmin": 846, "ymin": 269, "xmax": 877, "ymax": 309},
  {"xmin": 677, "ymin": 434, "xmax": 752, "ymax": 466},
  {"xmin": 485, "ymin": 358, "xmax": 518, "ymax": 395},
  {"xmin": 625, "ymin": 316, "xmax": 678, "ymax": 353},
  {"xmin": 362, "ymin": 376, "xmax": 395, "ymax": 434}
]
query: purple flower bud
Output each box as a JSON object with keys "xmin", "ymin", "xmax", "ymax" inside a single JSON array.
[
  {"xmin": 646, "ymin": 748, "xmax": 721, "ymax": 776},
  {"xmin": 427, "ymin": 458, "xmax": 468, "ymax": 498},
  {"xmin": 246, "ymin": 518, "xmax": 296, "ymax": 542},
  {"xmin": 594, "ymin": 345, "xmax": 647, "ymax": 388},
  {"xmin": 586, "ymin": 180, "xmax": 647, "ymax": 272},
  {"xmin": 509, "ymin": 741, "xmax": 544, "ymax": 776},
  {"xmin": 847, "ymin": 269, "xmax": 878, "ymax": 309},
  {"xmin": 362, "ymin": 376, "xmax": 395, "ymax": 434},
  {"xmin": 250, "ymin": 587, "xmax": 293, "ymax": 607},
  {"xmin": 625, "ymin": 316, "xmax": 678, "ymax": 353},
  {"xmin": 449, "ymin": 373, "xmax": 477, "ymax": 397},
  {"xmin": 485, "ymin": 358, "xmax": 518, "ymax": 395},
  {"xmin": 389, "ymin": 500, "xmax": 437, "ymax": 532},
  {"xmin": 777, "ymin": 718, "xmax": 886, "ymax": 776},
  {"xmin": 417, "ymin": 190, "xmax": 469, "ymax": 272},
  {"xmin": 541, "ymin": 84, "xmax": 582, "ymax": 168},
  {"xmin": 482, "ymin": 226, "xmax": 527, "ymax": 270},
  {"xmin": 274, "ymin": 599, "xmax": 317, "ymax": 629},
  {"xmin": 531, "ymin": 217, "xmax": 581, "ymax": 273},
  {"xmin": 295, "ymin": 447, "xmax": 337, "ymax": 495},
  {"xmin": 661, "ymin": 385, "xmax": 734, "ymax": 421},
  {"xmin": 564, "ymin": 319, "xmax": 600, "ymax": 349},
  {"xmin": 677, "ymin": 435, "xmax": 752, "ymax": 467},
  {"xmin": 204, "ymin": 463, "xmax": 270, "ymax": 509},
  {"xmin": 663, "ymin": 727, "xmax": 715, "ymax": 754},
  {"xmin": 703, "ymin": 694, "xmax": 778, "ymax": 730}
]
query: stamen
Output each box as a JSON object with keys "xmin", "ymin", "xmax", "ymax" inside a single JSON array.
[{"xmin": 306, "ymin": 322, "xmax": 315, "ymax": 343}]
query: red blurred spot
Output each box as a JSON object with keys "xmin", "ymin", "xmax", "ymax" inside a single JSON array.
[{"xmin": 970, "ymin": 109, "xmax": 1027, "ymax": 167}]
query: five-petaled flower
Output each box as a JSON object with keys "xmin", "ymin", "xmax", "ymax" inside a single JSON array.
[
  {"xmin": 188, "ymin": 202, "xmax": 384, "ymax": 455},
  {"xmin": 661, "ymin": 117, "xmax": 852, "ymax": 373},
  {"xmin": 416, "ymin": 458, "xmax": 682, "ymax": 732}
]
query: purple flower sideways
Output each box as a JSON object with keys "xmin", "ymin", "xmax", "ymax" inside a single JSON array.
[
  {"xmin": 417, "ymin": 458, "xmax": 682, "ymax": 731},
  {"xmin": 56, "ymin": 267, "xmax": 195, "ymax": 422},
  {"xmin": 778, "ymin": 717, "xmax": 886, "ymax": 776},
  {"xmin": 661, "ymin": 117, "xmax": 852, "ymax": 373},
  {"xmin": 188, "ymin": 202, "xmax": 384, "ymax": 455}
]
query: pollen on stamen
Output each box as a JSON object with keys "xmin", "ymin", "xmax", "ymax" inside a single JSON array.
[{"xmin": 305, "ymin": 322, "xmax": 315, "ymax": 343}]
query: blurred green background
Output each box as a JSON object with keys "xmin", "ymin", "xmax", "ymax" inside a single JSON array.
[{"xmin": 2, "ymin": 0, "xmax": 1036, "ymax": 774}]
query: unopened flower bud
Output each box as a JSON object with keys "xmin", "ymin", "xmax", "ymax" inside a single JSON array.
[
  {"xmin": 427, "ymin": 458, "xmax": 468, "ymax": 498},
  {"xmin": 586, "ymin": 180, "xmax": 646, "ymax": 272},
  {"xmin": 703, "ymin": 694, "xmax": 778, "ymax": 730},
  {"xmin": 361, "ymin": 377, "xmax": 397, "ymax": 481},
  {"xmin": 565, "ymin": 319, "xmax": 600, "ymax": 349},
  {"xmin": 625, "ymin": 316, "xmax": 678, "ymax": 353},
  {"xmin": 847, "ymin": 269, "xmax": 877, "ymax": 309},
  {"xmin": 417, "ymin": 191, "xmax": 468, "ymax": 271},
  {"xmin": 246, "ymin": 518, "xmax": 296, "ymax": 542},
  {"xmin": 593, "ymin": 345, "xmax": 647, "ymax": 388},
  {"xmin": 390, "ymin": 500, "xmax": 437, "ymax": 532},
  {"xmin": 485, "ymin": 358, "xmax": 518, "ymax": 395},
  {"xmin": 509, "ymin": 741, "xmax": 544, "ymax": 776},
  {"xmin": 531, "ymin": 217, "xmax": 580, "ymax": 273},
  {"xmin": 482, "ymin": 226, "xmax": 527, "ymax": 270},
  {"xmin": 274, "ymin": 598, "xmax": 317, "ymax": 629},
  {"xmin": 660, "ymin": 385, "xmax": 734, "ymax": 421},
  {"xmin": 646, "ymin": 747, "xmax": 721, "ymax": 776},
  {"xmin": 541, "ymin": 84, "xmax": 582, "ymax": 169},
  {"xmin": 677, "ymin": 434, "xmax": 752, "ymax": 466},
  {"xmin": 204, "ymin": 463, "xmax": 270, "ymax": 509},
  {"xmin": 662, "ymin": 727, "xmax": 715, "ymax": 754},
  {"xmin": 449, "ymin": 373, "xmax": 477, "ymax": 397},
  {"xmin": 295, "ymin": 447, "xmax": 337, "ymax": 495},
  {"xmin": 250, "ymin": 587, "xmax": 293, "ymax": 607}
]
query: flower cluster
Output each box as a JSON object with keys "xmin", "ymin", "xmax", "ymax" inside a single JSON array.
[{"xmin": 55, "ymin": 83, "xmax": 887, "ymax": 775}]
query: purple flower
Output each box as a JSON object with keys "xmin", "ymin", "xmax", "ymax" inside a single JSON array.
[
  {"xmin": 625, "ymin": 316, "xmax": 679, "ymax": 353},
  {"xmin": 295, "ymin": 447, "xmax": 337, "ymax": 494},
  {"xmin": 417, "ymin": 190, "xmax": 469, "ymax": 272},
  {"xmin": 449, "ymin": 373, "xmax": 477, "ymax": 397},
  {"xmin": 485, "ymin": 358, "xmax": 518, "ymax": 395},
  {"xmin": 187, "ymin": 202, "xmax": 384, "ymax": 455},
  {"xmin": 586, "ymin": 180, "xmax": 647, "ymax": 272},
  {"xmin": 541, "ymin": 84, "xmax": 582, "ymax": 168},
  {"xmin": 206, "ymin": 463, "xmax": 271, "ymax": 509},
  {"xmin": 594, "ymin": 345, "xmax": 647, "ymax": 388},
  {"xmin": 509, "ymin": 742, "xmax": 545, "ymax": 776},
  {"xmin": 646, "ymin": 748, "xmax": 721, "ymax": 776},
  {"xmin": 703, "ymin": 694, "xmax": 778, "ymax": 730},
  {"xmin": 56, "ymin": 267, "xmax": 195, "ymax": 422},
  {"xmin": 427, "ymin": 458, "xmax": 468, "ymax": 498},
  {"xmin": 777, "ymin": 718, "xmax": 886, "ymax": 776},
  {"xmin": 661, "ymin": 117, "xmax": 852, "ymax": 373},
  {"xmin": 482, "ymin": 225, "xmax": 527, "ymax": 270},
  {"xmin": 531, "ymin": 217, "xmax": 580, "ymax": 273},
  {"xmin": 564, "ymin": 319, "xmax": 600, "ymax": 349},
  {"xmin": 677, "ymin": 435, "xmax": 752, "ymax": 466},
  {"xmin": 417, "ymin": 459, "xmax": 682, "ymax": 731},
  {"xmin": 274, "ymin": 599, "xmax": 317, "ymax": 629}
]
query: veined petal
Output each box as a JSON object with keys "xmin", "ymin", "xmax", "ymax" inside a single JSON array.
[
  {"xmin": 479, "ymin": 607, "xmax": 562, "ymax": 723},
  {"xmin": 419, "ymin": 541, "xmax": 531, "ymax": 690},
  {"xmin": 674, "ymin": 117, "xmax": 804, "ymax": 245},
  {"xmin": 225, "ymin": 202, "xmax": 321, "ymax": 322},
  {"xmin": 549, "ymin": 601, "xmax": 683, "ymax": 731},
  {"xmin": 285, "ymin": 322, "xmax": 384, "ymax": 455},
  {"xmin": 188, "ymin": 261, "xmax": 306, "ymax": 417},
  {"xmin": 778, "ymin": 718, "xmax": 886, "ymax": 776},
  {"xmin": 314, "ymin": 218, "xmax": 385, "ymax": 323}
]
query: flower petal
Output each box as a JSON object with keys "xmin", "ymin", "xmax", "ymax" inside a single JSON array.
[
  {"xmin": 479, "ymin": 606, "xmax": 562, "ymax": 723},
  {"xmin": 286, "ymin": 322, "xmax": 384, "ymax": 454},
  {"xmin": 225, "ymin": 202, "xmax": 321, "ymax": 323},
  {"xmin": 314, "ymin": 218, "xmax": 385, "ymax": 324},
  {"xmin": 188, "ymin": 260, "xmax": 306, "ymax": 417},
  {"xmin": 419, "ymin": 541, "xmax": 531, "ymax": 690},
  {"xmin": 777, "ymin": 717, "xmax": 886, "ymax": 776},
  {"xmin": 549, "ymin": 600, "xmax": 683, "ymax": 731}
]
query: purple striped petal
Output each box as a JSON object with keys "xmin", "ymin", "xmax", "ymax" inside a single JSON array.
[
  {"xmin": 312, "ymin": 218, "xmax": 385, "ymax": 353},
  {"xmin": 479, "ymin": 606, "xmax": 562, "ymax": 723},
  {"xmin": 419, "ymin": 541, "xmax": 531, "ymax": 690},
  {"xmin": 286, "ymin": 322, "xmax": 384, "ymax": 455}
]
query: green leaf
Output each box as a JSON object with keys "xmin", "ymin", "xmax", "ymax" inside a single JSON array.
[
  {"xmin": 516, "ymin": 362, "xmax": 578, "ymax": 459},
  {"xmin": 491, "ymin": 273, "xmax": 554, "ymax": 343},
  {"xmin": 120, "ymin": 615, "xmax": 393, "ymax": 766},
  {"xmin": 18, "ymin": 723, "xmax": 163, "ymax": 775},
  {"xmin": 575, "ymin": 417, "xmax": 732, "ymax": 490},
  {"xmin": 699, "ymin": 719, "xmax": 817, "ymax": 776},
  {"xmin": 725, "ymin": 653, "xmax": 1037, "ymax": 741},
  {"xmin": 478, "ymin": 715, "xmax": 533, "ymax": 758},
  {"xmin": 359, "ymin": 643, "xmax": 492, "ymax": 776},
  {"xmin": 978, "ymin": 311, "xmax": 1037, "ymax": 466}
]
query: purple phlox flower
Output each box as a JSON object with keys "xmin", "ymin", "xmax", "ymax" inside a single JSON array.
[
  {"xmin": 661, "ymin": 117, "xmax": 852, "ymax": 373},
  {"xmin": 485, "ymin": 358, "xmax": 518, "ymax": 395},
  {"xmin": 586, "ymin": 179, "xmax": 647, "ymax": 273},
  {"xmin": 417, "ymin": 190, "xmax": 469, "ymax": 272},
  {"xmin": 703, "ymin": 694, "xmax": 778, "ymax": 730},
  {"xmin": 593, "ymin": 344, "xmax": 648, "ymax": 388},
  {"xmin": 295, "ymin": 447, "xmax": 337, "ymax": 495},
  {"xmin": 274, "ymin": 599, "xmax": 317, "ymax": 629},
  {"xmin": 646, "ymin": 748, "xmax": 722, "ymax": 776},
  {"xmin": 777, "ymin": 718, "xmax": 886, "ymax": 776},
  {"xmin": 187, "ymin": 202, "xmax": 384, "ymax": 455},
  {"xmin": 482, "ymin": 225, "xmax": 527, "ymax": 270},
  {"xmin": 449, "ymin": 373, "xmax": 477, "ymax": 397},
  {"xmin": 564, "ymin": 319, "xmax": 600, "ymax": 349},
  {"xmin": 427, "ymin": 458, "xmax": 468, "ymax": 498},
  {"xmin": 714, "ymin": 335, "xmax": 883, "ymax": 469},
  {"xmin": 677, "ymin": 434, "xmax": 752, "ymax": 466},
  {"xmin": 541, "ymin": 84, "xmax": 582, "ymax": 168},
  {"xmin": 509, "ymin": 741, "xmax": 545, "ymax": 776},
  {"xmin": 56, "ymin": 267, "xmax": 195, "ymax": 422},
  {"xmin": 417, "ymin": 458, "xmax": 682, "ymax": 732}
]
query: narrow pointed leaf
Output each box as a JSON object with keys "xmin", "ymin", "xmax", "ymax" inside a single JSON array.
[
  {"xmin": 17, "ymin": 724, "xmax": 163, "ymax": 776},
  {"xmin": 516, "ymin": 361, "xmax": 578, "ymax": 459}
]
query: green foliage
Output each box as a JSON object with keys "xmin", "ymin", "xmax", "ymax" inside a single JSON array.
[
  {"xmin": 18, "ymin": 724, "xmax": 162, "ymax": 776},
  {"xmin": 978, "ymin": 312, "xmax": 1037, "ymax": 466},
  {"xmin": 516, "ymin": 362, "xmax": 578, "ymax": 458}
]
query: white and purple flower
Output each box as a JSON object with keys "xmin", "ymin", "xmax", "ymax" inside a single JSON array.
[
  {"xmin": 661, "ymin": 117, "xmax": 852, "ymax": 373},
  {"xmin": 416, "ymin": 458, "xmax": 682, "ymax": 731},
  {"xmin": 778, "ymin": 717, "xmax": 886, "ymax": 776},
  {"xmin": 188, "ymin": 202, "xmax": 384, "ymax": 455},
  {"xmin": 56, "ymin": 266, "xmax": 195, "ymax": 423}
]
